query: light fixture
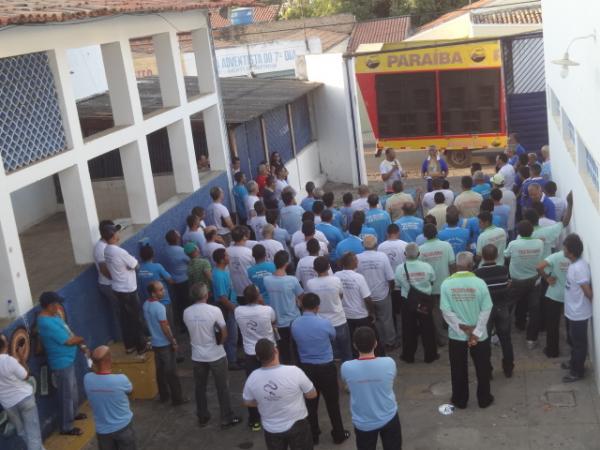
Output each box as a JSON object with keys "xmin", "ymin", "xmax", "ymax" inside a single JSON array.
[{"xmin": 552, "ymin": 30, "xmax": 597, "ymax": 78}]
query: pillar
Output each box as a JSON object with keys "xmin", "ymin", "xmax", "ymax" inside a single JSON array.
[{"xmin": 120, "ymin": 140, "xmax": 159, "ymax": 224}]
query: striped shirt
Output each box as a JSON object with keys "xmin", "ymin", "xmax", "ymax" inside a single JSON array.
[{"xmin": 474, "ymin": 263, "xmax": 510, "ymax": 305}]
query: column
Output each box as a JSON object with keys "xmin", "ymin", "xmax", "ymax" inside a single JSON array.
[
  {"xmin": 154, "ymin": 32, "xmax": 200, "ymax": 193},
  {"xmin": 58, "ymin": 163, "xmax": 100, "ymax": 264},
  {"xmin": 204, "ymin": 103, "xmax": 232, "ymax": 174},
  {"xmin": 191, "ymin": 28, "xmax": 217, "ymax": 95},
  {"xmin": 120, "ymin": 140, "xmax": 159, "ymax": 224}
]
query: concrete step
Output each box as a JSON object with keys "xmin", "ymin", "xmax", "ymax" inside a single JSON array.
[{"xmin": 44, "ymin": 402, "xmax": 95, "ymax": 450}]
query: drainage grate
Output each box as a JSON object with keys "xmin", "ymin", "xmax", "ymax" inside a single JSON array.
[{"xmin": 544, "ymin": 390, "xmax": 576, "ymax": 407}]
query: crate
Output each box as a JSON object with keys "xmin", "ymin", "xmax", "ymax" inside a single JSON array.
[{"xmin": 110, "ymin": 344, "xmax": 158, "ymax": 400}]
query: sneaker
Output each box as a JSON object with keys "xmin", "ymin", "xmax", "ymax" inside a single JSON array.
[
  {"xmin": 249, "ymin": 422, "xmax": 262, "ymax": 432},
  {"xmin": 479, "ymin": 395, "xmax": 495, "ymax": 409},
  {"xmin": 526, "ymin": 340, "xmax": 537, "ymax": 350},
  {"xmin": 562, "ymin": 373, "xmax": 583, "ymax": 383},
  {"xmin": 221, "ymin": 416, "xmax": 242, "ymax": 429},
  {"xmin": 332, "ymin": 430, "xmax": 351, "ymax": 444}
]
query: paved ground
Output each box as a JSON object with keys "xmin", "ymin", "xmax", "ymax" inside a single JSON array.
[{"xmin": 81, "ymin": 148, "xmax": 600, "ymax": 450}]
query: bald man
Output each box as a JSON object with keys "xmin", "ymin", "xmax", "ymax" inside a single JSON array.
[{"xmin": 84, "ymin": 346, "xmax": 137, "ymax": 450}]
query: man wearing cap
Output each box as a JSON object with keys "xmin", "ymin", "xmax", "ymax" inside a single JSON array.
[
  {"xmin": 491, "ymin": 173, "xmax": 517, "ymax": 237},
  {"xmin": 104, "ymin": 226, "xmax": 149, "ymax": 355},
  {"xmin": 37, "ymin": 292, "xmax": 88, "ymax": 436},
  {"xmin": 84, "ymin": 346, "xmax": 137, "ymax": 449},
  {"xmin": 143, "ymin": 281, "xmax": 185, "ymax": 406},
  {"xmin": 94, "ymin": 220, "xmax": 122, "ymax": 341}
]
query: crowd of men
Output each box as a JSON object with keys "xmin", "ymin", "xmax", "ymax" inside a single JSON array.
[{"xmin": 0, "ymin": 144, "xmax": 593, "ymax": 450}]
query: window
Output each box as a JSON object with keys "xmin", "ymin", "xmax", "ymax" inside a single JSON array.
[
  {"xmin": 439, "ymin": 69, "xmax": 500, "ymax": 135},
  {"xmin": 375, "ymin": 72, "xmax": 437, "ymax": 138}
]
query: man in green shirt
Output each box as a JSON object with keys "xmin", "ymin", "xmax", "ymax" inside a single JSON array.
[
  {"xmin": 419, "ymin": 224, "xmax": 455, "ymax": 347},
  {"xmin": 503, "ymin": 220, "xmax": 544, "ymax": 349},
  {"xmin": 537, "ymin": 250, "xmax": 570, "ymax": 358},
  {"xmin": 526, "ymin": 192, "xmax": 573, "ymax": 259},
  {"xmin": 395, "ymin": 243, "xmax": 437, "ymax": 363},
  {"xmin": 440, "ymin": 251, "xmax": 493, "ymax": 410},
  {"xmin": 185, "ymin": 243, "xmax": 212, "ymax": 296},
  {"xmin": 476, "ymin": 211, "xmax": 507, "ymax": 266}
]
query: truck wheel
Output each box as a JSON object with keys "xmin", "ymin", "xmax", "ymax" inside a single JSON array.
[{"xmin": 447, "ymin": 150, "xmax": 472, "ymax": 168}]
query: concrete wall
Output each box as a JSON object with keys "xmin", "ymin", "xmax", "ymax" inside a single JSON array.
[
  {"xmin": 471, "ymin": 23, "xmax": 542, "ymax": 38},
  {"xmin": 12, "ymin": 177, "xmax": 60, "ymax": 233},
  {"xmin": 0, "ymin": 172, "xmax": 230, "ymax": 448},
  {"xmin": 542, "ymin": 0, "xmax": 600, "ymax": 389},
  {"xmin": 285, "ymin": 141, "xmax": 327, "ymax": 198},
  {"xmin": 304, "ymin": 53, "xmax": 367, "ymax": 186},
  {"xmin": 405, "ymin": 14, "xmax": 471, "ymax": 41}
]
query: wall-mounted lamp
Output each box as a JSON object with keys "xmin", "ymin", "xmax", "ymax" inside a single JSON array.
[{"xmin": 552, "ymin": 30, "xmax": 597, "ymax": 78}]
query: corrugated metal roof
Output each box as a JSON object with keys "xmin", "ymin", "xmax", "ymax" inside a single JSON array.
[
  {"xmin": 76, "ymin": 76, "xmax": 322, "ymax": 124},
  {"xmin": 471, "ymin": 5, "xmax": 542, "ymax": 24},
  {"xmin": 347, "ymin": 15, "xmax": 412, "ymax": 53},
  {"xmin": 0, "ymin": 0, "xmax": 256, "ymax": 26},
  {"xmin": 209, "ymin": 5, "xmax": 280, "ymax": 29}
]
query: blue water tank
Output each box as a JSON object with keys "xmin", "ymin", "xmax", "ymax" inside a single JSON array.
[{"xmin": 230, "ymin": 7, "xmax": 253, "ymax": 26}]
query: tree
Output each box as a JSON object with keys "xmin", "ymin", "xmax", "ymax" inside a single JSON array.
[{"xmin": 391, "ymin": 0, "xmax": 472, "ymax": 27}]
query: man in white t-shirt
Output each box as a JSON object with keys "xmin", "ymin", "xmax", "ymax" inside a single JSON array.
[
  {"xmin": 94, "ymin": 220, "xmax": 121, "ymax": 340},
  {"xmin": 351, "ymin": 185, "xmax": 371, "ymax": 212},
  {"xmin": 293, "ymin": 222, "xmax": 328, "ymax": 260},
  {"xmin": 103, "ymin": 225, "xmax": 148, "ymax": 354},
  {"xmin": 380, "ymin": 148, "xmax": 405, "ymax": 194},
  {"xmin": 235, "ymin": 285, "xmax": 276, "ymax": 431},
  {"xmin": 422, "ymin": 177, "xmax": 454, "ymax": 213},
  {"xmin": 291, "ymin": 215, "xmax": 329, "ymax": 247},
  {"xmin": 183, "ymin": 282, "xmax": 241, "ymax": 428},
  {"xmin": 202, "ymin": 228, "xmax": 226, "ymax": 267},
  {"xmin": 226, "ymin": 226, "xmax": 255, "ymax": 303},
  {"xmin": 0, "ymin": 335, "xmax": 43, "ymax": 450},
  {"xmin": 562, "ymin": 234, "xmax": 594, "ymax": 383},
  {"xmin": 496, "ymin": 153, "xmax": 515, "ymax": 190},
  {"xmin": 296, "ymin": 239, "xmax": 322, "ymax": 288},
  {"xmin": 246, "ymin": 180, "xmax": 261, "ymax": 218},
  {"xmin": 243, "ymin": 339, "xmax": 317, "ymax": 449},
  {"xmin": 357, "ymin": 235, "xmax": 396, "ymax": 350},
  {"xmin": 307, "ymin": 257, "xmax": 353, "ymax": 362},
  {"xmin": 205, "ymin": 187, "xmax": 234, "ymax": 243},
  {"xmin": 260, "ymin": 224, "xmax": 285, "ymax": 262}
]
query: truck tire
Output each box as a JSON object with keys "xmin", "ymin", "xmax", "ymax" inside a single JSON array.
[{"xmin": 447, "ymin": 150, "xmax": 472, "ymax": 168}]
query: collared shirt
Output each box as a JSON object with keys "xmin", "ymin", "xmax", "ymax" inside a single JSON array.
[
  {"xmin": 504, "ymin": 237, "xmax": 544, "ymax": 280},
  {"xmin": 476, "ymin": 226, "xmax": 507, "ymax": 266},
  {"xmin": 264, "ymin": 275, "xmax": 304, "ymax": 327},
  {"xmin": 440, "ymin": 272, "xmax": 493, "ymax": 341},
  {"xmin": 335, "ymin": 235, "xmax": 364, "ymax": 260},
  {"xmin": 306, "ymin": 276, "xmax": 346, "ymax": 326},
  {"xmin": 520, "ymin": 177, "xmax": 547, "ymax": 206},
  {"xmin": 418, "ymin": 239, "xmax": 455, "ymax": 295},
  {"xmin": 543, "ymin": 251, "xmax": 570, "ymax": 303},
  {"xmin": 143, "ymin": 299, "xmax": 170, "ymax": 348},
  {"xmin": 357, "ymin": 250, "xmax": 395, "ymax": 301},
  {"xmin": 84, "ymin": 373, "xmax": 133, "ymax": 434},
  {"xmin": 522, "ymin": 194, "xmax": 557, "ymax": 221},
  {"xmin": 385, "ymin": 192, "xmax": 414, "ymax": 221},
  {"xmin": 454, "ymin": 190, "xmax": 483, "ymax": 219},
  {"xmin": 291, "ymin": 312, "xmax": 335, "ymax": 364},
  {"xmin": 394, "ymin": 215, "xmax": 424, "ymax": 243},
  {"xmin": 280, "ymin": 205, "xmax": 305, "ymax": 235},
  {"xmin": 164, "ymin": 245, "xmax": 190, "ymax": 283},
  {"xmin": 395, "ymin": 259, "xmax": 435, "ymax": 298}
]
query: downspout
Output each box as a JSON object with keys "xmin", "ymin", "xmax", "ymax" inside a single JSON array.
[{"xmin": 344, "ymin": 56, "xmax": 363, "ymax": 186}]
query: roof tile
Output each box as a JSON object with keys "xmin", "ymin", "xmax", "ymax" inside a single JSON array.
[
  {"xmin": 347, "ymin": 15, "xmax": 411, "ymax": 53},
  {"xmin": 209, "ymin": 5, "xmax": 280, "ymax": 29},
  {"xmin": 471, "ymin": 6, "xmax": 542, "ymax": 24}
]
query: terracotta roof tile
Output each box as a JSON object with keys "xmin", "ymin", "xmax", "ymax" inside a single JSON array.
[
  {"xmin": 471, "ymin": 5, "xmax": 542, "ymax": 24},
  {"xmin": 209, "ymin": 4, "xmax": 280, "ymax": 29},
  {"xmin": 416, "ymin": 0, "xmax": 494, "ymax": 33},
  {"xmin": 0, "ymin": 0, "xmax": 256, "ymax": 26},
  {"xmin": 347, "ymin": 15, "xmax": 411, "ymax": 53}
]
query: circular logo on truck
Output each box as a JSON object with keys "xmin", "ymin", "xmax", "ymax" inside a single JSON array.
[
  {"xmin": 470, "ymin": 47, "xmax": 487, "ymax": 63},
  {"xmin": 366, "ymin": 56, "xmax": 381, "ymax": 69}
]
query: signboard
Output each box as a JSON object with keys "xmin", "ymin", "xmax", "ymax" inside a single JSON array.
[{"xmin": 355, "ymin": 41, "xmax": 501, "ymax": 74}]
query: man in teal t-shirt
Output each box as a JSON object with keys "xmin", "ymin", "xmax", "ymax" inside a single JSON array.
[
  {"xmin": 440, "ymin": 252, "xmax": 493, "ymax": 410},
  {"xmin": 418, "ymin": 224, "xmax": 455, "ymax": 347},
  {"xmin": 394, "ymin": 243, "xmax": 437, "ymax": 363},
  {"xmin": 504, "ymin": 220, "xmax": 544, "ymax": 348},
  {"xmin": 526, "ymin": 191, "xmax": 573, "ymax": 258},
  {"xmin": 537, "ymin": 250, "xmax": 570, "ymax": 358},
  {"xmin": 476, "ymin": 211, "xmax": 507, "ymax": 266}
]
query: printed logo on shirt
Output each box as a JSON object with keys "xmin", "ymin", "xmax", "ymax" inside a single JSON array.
[
  {"xmin": 450, "ymin": 287, "xmax": 477, "ymax": 301},
  {"xmin": 246, "ymin": 320, "xmax": 258, "ymax": 332},
  {"xmin": 263, "ymin": 381, "xmax": 280, "ymax": 400},
  {"xmin": 421, "ymin": 251, "xmax": 443, "ymax": 260}
]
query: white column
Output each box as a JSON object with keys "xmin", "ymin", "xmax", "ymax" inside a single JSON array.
[
  {"xmin": 204, "ymin": 103, "xmax": 232, "ymax": 174},
  {"xmin": 0, "ymin": 177, "xmax": 31, "ymax": 317},
  {"xmin": 58, "ymin": 163, "xmax": 100, "ymax": 264},
  {"xmin": 120, "ymin": 140, "xmax": 159, "ymax": 224},
  {"xmin": 153, "ymin": 32, "xmax": 200, "ymax": 193},
  {"xmin": 191, "ymin": 28, "xmax": 217, "ymax": 95}
]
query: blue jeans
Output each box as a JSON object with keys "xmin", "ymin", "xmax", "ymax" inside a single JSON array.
[
  {"xmin": 224, "ymin": 311, "xmax": 238, "ymax": 364},
  {"xmin": 333, "ymin": 323, "xmax": 353, "ymax": 362},
  {"xmin": 567, "ymin": 318, "xmax": 588, "ymax": 377},
  {"xmin": 6, "ymin": 395, "xmax": 45, "ymax": 450},
  {"xmin": 54, "ymin": 364, "xmax": 79, "ymax": 432}
]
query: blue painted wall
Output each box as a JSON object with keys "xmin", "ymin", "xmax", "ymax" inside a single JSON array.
[{"xmin": 0, "ymin": 172, "xmax": 230, "ymax": 449}]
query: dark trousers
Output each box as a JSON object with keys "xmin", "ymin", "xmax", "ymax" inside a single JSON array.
[
  {"xmin": 566, "ymin": 318, "xmax": 588, "ymax": 377},
  {"xmin": 154, "ymin": 346, "xmax": 183, "ymax": 404},
  {"xmin": 544, "ymin": 298, "xmax": 564, "ymax": 357},
  {"xmin": 114, "ymin": 290, "xmax": 147, "ymax": 352},
  {"xmin": 347, "ymin": 318, "xmax": 385, "ymax": 357},
  {"xmin": 400, "ymin": 302, "xmax": 437, "ymax": 363},
  {"xmin": 264, "ymin": 418, "xmax": 313, "ymax": 450},
  {"xmin": 391, "ymin": 290, "xmax": 403, "ymax": 345},
  {"xmin": 448, "ymin": 338, "xmax": 493, "ymax": 408},
  {"xmin": 300, "ymin": 362, "xmax": 345, "ymax": 442},
  {"xmin": 97, "ymin": 421, "xmax": 137, "ymax": 450},
  {"xmin": 487, "ymin": 302, "xmax": 514, "ymax": 368},
  {"xmin": 244, "ymin": 354, "xmax": 261, "ymax": 424},
  {"xmin": 98, "ymin": 283, "xmax": 122, "ymax": 342},
  {"xmin": 354, "ymin": 413, "xmax": 402, "ymax": 450},
  {"xmin": 511, "ymin": 277, "xmax": 541, "ymax": 341},
  {"xmin": 193, "ymin": 357, "xmax": 235, "ymax": 424},
  {"xmin": 172, "ymin": 281, "xmax": 190, "ymax": 330},
  {"xmin": 277, "ymin": 327, "xmax": 298, "ymax": 365},
  {"xmin": 539, "ymin": 278, "xmax": 548, "ymax": 331}
]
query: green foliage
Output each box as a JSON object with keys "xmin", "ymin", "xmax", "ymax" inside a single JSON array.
[{"xmin": 391, "ymin": 0, "xmax": 472, "ymax": 27}]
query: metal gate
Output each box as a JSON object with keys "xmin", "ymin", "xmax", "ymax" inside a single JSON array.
[{"xmin": 501, "ymin": 32, "xmax": 548, "ymax": 155}]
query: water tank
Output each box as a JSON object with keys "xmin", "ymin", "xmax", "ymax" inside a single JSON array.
[{"xmin": 230, "ymin": 7, "xmax": 253, "ymax": 26}]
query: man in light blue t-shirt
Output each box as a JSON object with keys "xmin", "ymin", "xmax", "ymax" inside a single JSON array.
[
  {"xmin": 365, "ymin": 194, "xmax": 392, "ymax": 244},
  {"xmin": 394, "ymin": 202, "xmax": 423, "ymax": 243},
  {"xmin": 263, "ymin": 251, "xmax": 304, "ymax": 364},
  {"xmin": 341, "ymin": 326, "xmax": 401, "ymax": 449},
  {"xmin": 84, "ymin": 346, "xmax": 136, "ymax": 448},
  {"xmin": 143, "ymin": 281, "xmax": 184, "ymax": 406}
]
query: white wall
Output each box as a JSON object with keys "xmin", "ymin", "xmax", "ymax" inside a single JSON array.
[
  {"xmin": 285, "ymin": 141, "xmax": 327, "ymax": 198},
  {"xmin": 304, "ymin": 53, "xmax": 367, "ymax": 186},
  {"xmin": 542, "ymin": 0, "xmax": 600, "ymax": 388},
  {"xmin": 11, "ymin": 177, "xmax": 60, "ymax": 233}
]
